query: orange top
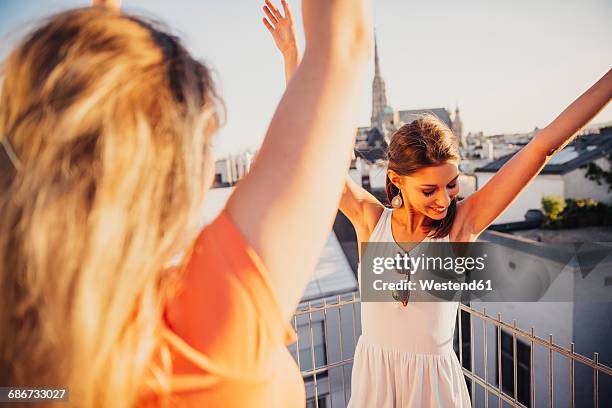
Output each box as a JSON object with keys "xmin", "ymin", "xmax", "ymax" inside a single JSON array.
[{"xmin": 139, "ymin": 210, "xmax": 305, "ymax": 407}]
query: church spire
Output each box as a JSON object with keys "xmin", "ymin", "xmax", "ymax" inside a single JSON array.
[
  {"xmin": 371, "ymin": 29, "xmax": 388, "ymax": 129},
  {"xmin": 374, "ymin": 28, "xmax": 381, "ymax": 77}
]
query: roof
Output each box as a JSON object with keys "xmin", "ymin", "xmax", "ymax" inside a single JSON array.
[
  {"xmin": 398, "ymin": 108, "xmax": 453, "ymax": 129},
  {"xmin": 355, "ymin": 127, "xmax": 388, "ymax": 163},
  {"xmin": 355, "ymin": 147, "xmax": 386, "ymax": 163},
  {"xmin": 365, "ymin": 126, "xmax": 387, "ymax": 147},
  {"xmin": 475, "ymin": 128, "xmax": 612, "ymax": 175},
  {"xmin": 300, "ymin": 233, "xmax": 357, "ymax": 302}
]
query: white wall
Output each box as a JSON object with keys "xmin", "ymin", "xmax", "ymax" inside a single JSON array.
[
  {"xmin": 563, "ymin": 158, "xmax": 612, "ymax": 204},
  {"xmin": 348, "ymin": 168, "xmax": 362, "ymax": 185},
  {"xmin": 215, "ymin": 158, "xmax": 232, "ymax": 184},
  {"xmin": 458, "ymin": 174, "xmax": 476, "ymax": 198},
  {"xmin": 474, "ymin": 173, "xmax": 564, "ymax": 223},
  {"xmin": 369, "ymin": 164, "xmax": 388, "ymax": 189}
]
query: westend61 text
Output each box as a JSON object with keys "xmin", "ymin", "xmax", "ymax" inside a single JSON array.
[{"xmin": 373, "ymin": 279, "xmax": 493, "ymax": 292}]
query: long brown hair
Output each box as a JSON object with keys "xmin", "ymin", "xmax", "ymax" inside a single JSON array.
[
  {"xmin": 385, "ymin": 114, "xmax": 461, "ymax": 239},
  {"xmin": 0, "ymin": 8, "xmax": 222, "ymax": 407}
]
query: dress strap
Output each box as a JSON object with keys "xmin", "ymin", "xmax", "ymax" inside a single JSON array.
[{"xmin": 369, "ymin": 207, "xmax": 393, "ymax": 242}]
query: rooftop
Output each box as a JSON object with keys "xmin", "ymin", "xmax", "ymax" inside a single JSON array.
[
  {"xmin": 398, "ymin": 108, "xmax": 453, "ymax": 129},
  {"xmin": 202, "ymin": 187, "xmax": 357, "ymax": 304},
  {"xmin": 475, "ymin": 127, "xmax": 612, "ymax": 174}
]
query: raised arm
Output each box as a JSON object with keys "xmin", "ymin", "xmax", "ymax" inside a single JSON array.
[
  {"xmin": 462, "ymin": 69, "xmax": 612, "ymax": 236},
  {"xmin": 228, "ymin": 0, "xmax": 372, "ymax": 320},
  {"xmin": 263, "ymin": 0, "xmax": 383, "ymax": 243}
]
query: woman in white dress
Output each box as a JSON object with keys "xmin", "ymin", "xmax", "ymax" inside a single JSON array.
[{"xmin": 261, "ymin": 1, "xmax": 612, "ymax": 406}]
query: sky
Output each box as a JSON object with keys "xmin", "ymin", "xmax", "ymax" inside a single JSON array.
[{"xmin": 1, "ymin": 0, "xmax": 611, "ymax": 157}]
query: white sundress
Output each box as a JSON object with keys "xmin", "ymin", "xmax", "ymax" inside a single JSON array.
[{"xmin": 348, "ymin": 207, "xmax": 471, "ymax": 408}]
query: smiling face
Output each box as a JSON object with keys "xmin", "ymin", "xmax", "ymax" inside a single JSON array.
[
  {"xmin": 388, "ymin": 161, "xmax": 460, "ymax": 220},
  {"xmin": 384, "ymin": 116, "xmax": 462, "ymax": 237}
]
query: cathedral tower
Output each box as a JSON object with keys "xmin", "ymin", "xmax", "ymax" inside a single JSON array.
[{"xmin": 371, "ymin": 30, "xmax": 389, "ymax": 129}]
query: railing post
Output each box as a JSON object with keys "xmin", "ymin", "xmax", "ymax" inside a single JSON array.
[
  {"xmin": 497, "ymin": 313, "xmax": 503, "ymax": 408},
  {"xmin": 570, "ymin": 342, "xmax": 575, "ymax": 408},
  {"xmin": 351, "ymin": 292, "xmax": 358, "ymax": 348},
  {"xmin": 483, "ymin": 307, "xmax": 488, "ymax": 408},
  {"xmin": 594, "ymin": 352, "xmax": 599, "ymax": 408},
  {"xmin": 470, "ymin": 311, "xmax": 475, "ymax": 405},
  {"xmin": 513, "ymin": 319, "xmax": 518, "ymax": 405},
  {"xmin": 531, "ymin": 327, "xmax": 536, "ymax": 408},
  {"xmin": 548, "ymin": 334, "xmax": 554, "ymax": 408},
  {"xmin": 337, "ymin": 295, "xmax": 347, "ymax": 406},
  {"xmin": 307, "ymin": 302, "xmax": 320, "ymax": 408},
  {"xmin": 294, "ymin": 314, "xmax": 301, "ymax": 369},
  {"xmin": 458, "ymin": 307, "xmax": 463, "ymax": 366},
  {"xmin": 322, "ymin": 298, "xmax": 333, "ymax": 408}
]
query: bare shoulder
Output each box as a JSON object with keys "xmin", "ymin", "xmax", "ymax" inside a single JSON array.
[
  {"xmin": 351, "ymin": 201, "xmax": 385, "ymax": 244},
  {"xmin": 362, "ymin": 201, "xmax": 385, "ymax": 235},
  {"xmin": 354, "ymin": 202, "xmax": 385, "ymax": 259}
]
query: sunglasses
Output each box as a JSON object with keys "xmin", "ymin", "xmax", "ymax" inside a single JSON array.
[{"xmin": 391, "ymin": 250, "xmax": 411, "ymax": 307}]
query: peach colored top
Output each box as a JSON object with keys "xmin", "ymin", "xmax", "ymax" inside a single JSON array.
[{"xmin": 139, "ymin": 210, "xmax": 305, "ymax": 407}]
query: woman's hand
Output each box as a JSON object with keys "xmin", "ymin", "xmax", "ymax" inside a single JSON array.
[
  {"xmin": 262, "ymin": 0, "xmax": 298, "ymax": 59},
  {"xmin": 262, "ymin": 0, "xmax": 299, "ymax": 83}
]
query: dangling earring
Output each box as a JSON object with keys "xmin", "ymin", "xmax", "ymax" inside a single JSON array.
[{"xmin": 391, "ymin": 193, "xmax": 403, "ymax": 208}]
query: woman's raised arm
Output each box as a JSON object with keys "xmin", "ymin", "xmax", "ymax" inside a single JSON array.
[
  {"xmin": 263, "ymin": 0, "xmax": 382, "ymax": 246},
  {"xmin": 227, "ymin": 0, "xmax": 372, "ymax": 320},
  {"xmin": 461, "ymin": 69, "xmax": 612, "ymax": 236}
]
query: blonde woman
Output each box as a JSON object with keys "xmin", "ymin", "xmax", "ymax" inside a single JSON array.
[
  {"xmin": 264, "ymin": 1, "xmax": 612, "ymax": 406},
  {"xmin": 0, "ymin": 0, "xmax": 372, "ymax": 407}
]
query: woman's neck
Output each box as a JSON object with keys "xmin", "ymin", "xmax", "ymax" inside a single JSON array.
[{"xmin": 392, "ymin": 205, "xmax": 430, "ymax": 238}]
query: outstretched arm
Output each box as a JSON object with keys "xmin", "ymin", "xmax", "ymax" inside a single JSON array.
[
  {"xmin": 534, "ymin": 69, "xmax": 612, "ymax": 156},
  {"xmin": 228, "ymin": 0, "xmax": 372, "ymax": 320},
  {"xmin": 462, "ymin": 69, "xmax": 612, "ymax": 236},
  {"xmin": 263, "ymin": 0, "xmax": 383, "ymax": 242}
]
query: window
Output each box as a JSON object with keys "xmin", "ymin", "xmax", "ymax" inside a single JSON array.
[
  {"xmin": 453, "ymin": 305, "xmax": 472, "ymax": 396},
  {"xmin": 496, "ymin": 329, "xmax": 531, "ymax": 407},
  {"xmin": 362, "ymin": 174, "xmax": 371, "ymax": 190},
  {"xmin": 306, "ymin": 395, "xmax": 328, "ymax": 408},
  {"xmin": 296, "ymin": 321, "xmax": 327, "ymax": 377},
  {"xmin": 453, "ymin": 306, "xmax": 472, "ymax": 372},
  {"xmin": 213, "ymin": 173, "xmax": 223, "ymax": 187},
  {"xmin": 547, "ymin": 147, "xmax": 579, "ymax": 165}
]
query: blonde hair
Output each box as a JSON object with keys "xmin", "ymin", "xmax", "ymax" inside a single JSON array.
[{"xmin": 0, "ymin": 7, "xmax": 221, "ymax": 407}]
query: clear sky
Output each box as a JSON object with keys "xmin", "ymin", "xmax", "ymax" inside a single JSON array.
[{"xmin": 1, "ymin": 0, "xmax": 611, "ymax": 157}]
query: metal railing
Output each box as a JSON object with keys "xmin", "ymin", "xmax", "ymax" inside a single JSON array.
[
  {"xmin": 290, "ymin": 293, "xmax": 360, "ymax": 407},
  {"xmin": 456, "ymin": 303, "xmax": 612, "ymax": 408},
  {"xmin": 289, "ymin": 292, "xmax": 612, "ymax": 408}
]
